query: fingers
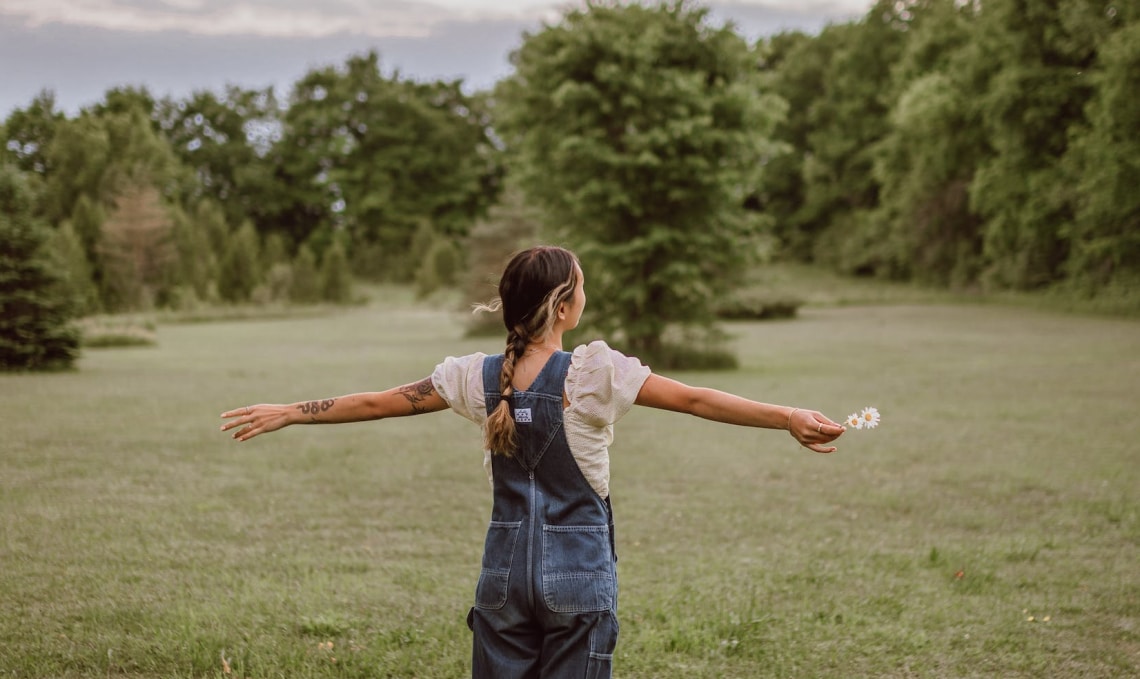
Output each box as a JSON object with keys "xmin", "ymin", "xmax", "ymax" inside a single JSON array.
[
  {"xmin": 220, "ymin": 405, "xmax": 256, "ymax": 419},
  {"xmin": 220, "ymin": 405, "xmax": 259, "ymax": 440},
  {"xmin": 788, "ymin": 409, "xmax": 844, "ymax": 453}
]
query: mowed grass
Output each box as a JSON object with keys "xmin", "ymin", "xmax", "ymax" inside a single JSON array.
[{"xmin": 1, "ymin": 289, "xmax": 1137, "ymax": 678}]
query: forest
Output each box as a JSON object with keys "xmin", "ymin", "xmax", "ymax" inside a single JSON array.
[{"xmin": 2, "ymin": 0, "xmax": 1136, "ymax": 370}]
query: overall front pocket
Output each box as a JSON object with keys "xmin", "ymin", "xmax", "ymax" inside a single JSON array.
[
  {"xmin": 541, "ymin": 524, "xmax": 615, "ymax": 614},
  {"xmin": 474, "ymin": 520, "xmax": 522, "ymax": 610}
]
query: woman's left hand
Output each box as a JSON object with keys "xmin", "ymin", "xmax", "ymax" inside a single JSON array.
[{"xmin": 220, "ymin": 404, "xmax": 293, "ymax": 442}]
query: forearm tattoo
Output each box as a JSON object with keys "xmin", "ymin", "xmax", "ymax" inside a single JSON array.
[
  {"xmin": 297, "ymin": 399, "xmax": 336, "ymax": 422},
  {"xmin": 398, "ymin": 378, "xmax": 436, "ymax": 414}
]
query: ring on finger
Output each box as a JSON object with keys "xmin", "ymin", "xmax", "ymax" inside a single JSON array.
[{"xmin": 816, "ymin": 422, "xmax": 823, "ymax": 433}]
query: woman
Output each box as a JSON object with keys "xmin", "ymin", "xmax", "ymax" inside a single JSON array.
[{"xmin": 221, "ymin": 245, "xmax": 845, "ymax": 678}]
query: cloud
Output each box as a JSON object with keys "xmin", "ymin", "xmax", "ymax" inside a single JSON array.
[
  {"xmin": 0, "ymin": 0, "xmax": 551, "ymax": 39},
  {"xmin": 0, "ymin": 0, "xmax": 874, "ymax": 117}
]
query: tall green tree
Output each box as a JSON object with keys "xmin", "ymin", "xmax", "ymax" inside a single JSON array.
[
  {"xmin": 1062, "ymin": 12, "xmax": 1140, "ymax": 291},
  {"xmin": 272, "ymin": 52, "xmax": 500, "ymax": 275},
  {"xmin": 966, "ymin": 0, "xmax": 1123, "ymax": 289},
  {"xmin": 1, "ymin": 90, "xmax": 64, "ymax": 179},
  {"xmin": 157, "ymin": 86, "xmax": 281, "ymax": 229},
  {"xmin": 496, "ymin": 1, "xmax": 782, "ymax": 364},
  {"xmin": 218, "ymin": 221, "xmax": 262, "ymax": 302},
  {"xmin": 0, "ymin": 163, "xmax": 80, "ymax": 371},
  {"xmin": 97, "ymin": 184, "xmax": 177, "ymax": 310},
  {"xmin": 866, "ymin": 0, "xmax": 987, "ymax": 285}
]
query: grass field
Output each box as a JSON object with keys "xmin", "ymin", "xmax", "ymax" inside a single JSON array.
[{"xmin": 1, "ymin": 284, "xmax": 1137, "ymax": 678}]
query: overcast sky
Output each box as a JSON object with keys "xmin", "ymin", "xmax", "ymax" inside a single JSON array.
[{"xmin": 0, "ymin": 0, "xmax": 875, "ymax": 118}]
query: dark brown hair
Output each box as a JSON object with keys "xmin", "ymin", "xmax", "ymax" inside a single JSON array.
[{"xmin": 479, "ymin": 246, "xmax": 580, "ymax": 456}]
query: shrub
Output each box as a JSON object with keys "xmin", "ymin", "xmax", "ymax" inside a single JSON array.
[
  {"xmin": 715, "ymin": 288, "xmax": 803, "ymax": 320},
  {"xmin": 78, "ymin": 316, "xmax": 157, "ymax": 348}
]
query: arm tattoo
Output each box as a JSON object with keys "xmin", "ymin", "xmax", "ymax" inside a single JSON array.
[
  {"xmin": 398, "ymin": 378, "xmax": 436, "ymax": 414},
  {"xmin": 297, "ymin": 398, "xmax": 336, "ymax": 422}
]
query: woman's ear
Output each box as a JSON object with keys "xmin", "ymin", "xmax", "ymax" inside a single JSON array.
[{"xmin": 557, "ymin": 302, "xmax": 567, "ymax": 320}]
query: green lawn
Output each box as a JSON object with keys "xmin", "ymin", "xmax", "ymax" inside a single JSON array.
[{"xmin": 1, "ymin": 290, "xmax": 1137, "ymax": 677}]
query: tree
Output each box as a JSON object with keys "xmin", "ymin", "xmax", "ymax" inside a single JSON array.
[
  {"xmin": 97, "ymin": 184, "xmax": 177, "ymax": 310},
  {"xmin": 0, "ymin": 163, "xmax": 80, "ymax": 371},
  {"xmin": 495, "ymin": 1, "xmax": 782, "ymax": 365},
  {"xmin": 271, "ymin": 52, "xmax": 501, "ymax": 274},
  {"xmin": 218, "ymin": 221, "xmax": 261, "ymax": 302},
  {"xmin": 865, "ymin": 0, "xmax": 987, "ymax": 286},
  {"xmin": 459, "ymin": 186, "xmax": 544, "ymax": 336},
  {"xmin": 796, "ymin": 2, "xmax": 908, "ymax": 275},
  {"xmin": 319, "ymin": 238, "xmax": 352, "ymax": 304},
  {"xmin": 966, "ymin": 0, "xmax": 1123, "ymax": 289},
  {"xmin": 1062, "ymin": 13, "xmax": 1140, "ymax": 291},
  {"xmin": 156, "ymin": 86, "xmax": 282, "ymax": 229},
  {"xmin": 290, "ymin": 245, "xmax": 321, "ymax": 304},
  {"xmin": 2, "ymin": 90, "xmax": 64, "ymax": 178},
  {"xmin": 47, "ymin": 220, "xmax": 100, "ymax": 315}
]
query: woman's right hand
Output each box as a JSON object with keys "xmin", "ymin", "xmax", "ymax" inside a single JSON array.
[{"xmin": 788, "ymin": 408, "xmax": 845, "ymax": 453}]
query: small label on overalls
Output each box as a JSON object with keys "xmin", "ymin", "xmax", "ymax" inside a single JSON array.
[{"xmin": 514, "ymin": 408, "xmax": 532, "ymax": 423}]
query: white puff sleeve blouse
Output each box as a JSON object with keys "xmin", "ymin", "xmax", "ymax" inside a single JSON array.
[{"xmin": 430, "ymin": 340, "xmax": 651, "ymax": 498}]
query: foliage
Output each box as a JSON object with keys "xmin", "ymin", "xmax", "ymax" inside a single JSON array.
[
  {"xmin": 861, "ymin": 0, "xmax": 986, "ymax": 287},
  {"xmin": 757, "ymin": 0, "xmax": 1139, "ymax": 297},
  {"xmin": 496, "ymin": 0, "xmax": 784, "ymax": 365},
  {"xmin": 459, "ymin": 186, "xmax": 544, "ymax": 336},
  {"xmin": 218, "ymin": 221, "xmax": 261, "ymax": 303},
  {"xmin": 3, "ymin": 0, "xmax": 1138, "ymax": 329},
  {"xmin": 0, "ymin": 163, "xmax": 80, "ymax": 370},
  {"xmin": 156, "ymin": 86, "xmax": 282, "ymax": 228},
  {"xmin": 318, "ymin": 238, "xmax": 353, "ymax": 304},
  {"xmin": 1062, "ymin": 16, "xmax": 1140, "ymax": 292},
  {"xmin": 273, "ymin": 51, "xmax": 501, "ymax": 276},
  {"xmin": 714, "ymin": 288, "xmax": 801, "ymax": 321},
  {"xmin": 46, "ymin": 220, "xmax": 100, "ymax": 315},
  {"xmin": 97, "ymin": 183, "xmax": 177, "ymax": 311},
  {"xmin": 78, "ymin": 315, "xmax": 157, "ymax": 348},
  {"xmin": 290, "ymin": 245, "xmax": 321, "ymax": 304}
]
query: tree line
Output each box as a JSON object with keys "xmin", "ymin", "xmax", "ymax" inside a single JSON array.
[{"xmin": 2, "ymin": 0, "xmax": 1136, "ymax": 370}]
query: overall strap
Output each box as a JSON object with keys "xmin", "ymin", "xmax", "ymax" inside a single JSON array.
[{"xmin": 482, "ymin": 351, "xmax": 573, "ymax": 410}]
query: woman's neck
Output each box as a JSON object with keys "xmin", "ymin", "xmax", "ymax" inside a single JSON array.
[{"xmin": 525, "ymin": 334, "xmax": 563, "ymax": 354}]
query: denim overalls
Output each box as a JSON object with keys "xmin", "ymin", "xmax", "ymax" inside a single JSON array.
[{"xmin": 468, "ymin": 351, "xmax": 619, "ymax": 679}]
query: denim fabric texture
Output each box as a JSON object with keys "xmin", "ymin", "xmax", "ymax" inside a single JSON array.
[{"xmin": 469, "ymin": 351, "xmax": 619, "ymax": 679}]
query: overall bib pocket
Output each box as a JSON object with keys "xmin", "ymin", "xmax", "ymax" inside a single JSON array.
[
  {"xmin": 474, "ymin": 520, "xmax": 521, "ymax": 610},
  {"xmin": 541, "ymin": 524, "xmax": 615, "ymax": 613}
]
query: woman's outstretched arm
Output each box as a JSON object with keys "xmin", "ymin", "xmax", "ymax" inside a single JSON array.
[
  {"xmin": 220, "ymin": 377, "xmax": 449, "ymax": 442},
  {"xmin": 633, "ymin": 374, "xmax": 844, "ymax": 453}
]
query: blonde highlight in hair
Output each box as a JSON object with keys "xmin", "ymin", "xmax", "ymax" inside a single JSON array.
[{"xmin": 481, "ymin": 246, "xmax": 579, "ymax": 457}]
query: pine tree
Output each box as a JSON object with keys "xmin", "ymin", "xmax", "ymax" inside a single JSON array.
[{"xmin": 0, "ymin": 164, "xmax": 80, "ymax": 371}]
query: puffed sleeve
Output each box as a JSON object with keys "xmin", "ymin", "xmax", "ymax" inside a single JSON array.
[
  {"xmin": 431, "ymin": 353, "xmax": 488, "ymax": 425},
  {"xmin": 565, "ymin": 341, "xmax": 651, "ymax": 427}
]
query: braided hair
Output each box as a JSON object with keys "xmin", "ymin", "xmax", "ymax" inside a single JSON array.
[{"xmin": 479, "ymin": 246, "xmax": 580, "ymax": 457}]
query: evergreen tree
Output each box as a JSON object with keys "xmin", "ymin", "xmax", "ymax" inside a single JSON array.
[
  {"xmin": 0, "ymin": 164, "xmax": 80, "ymax": 371},
  {"xmin": 47, "ymin": 220, "xmax": 100, "ymax": 315},
  {"xmin": 218, "ymin": 221, "xmax": 261, "ymax": 302},
  {"xmin": 319, "ymin": 239, "xmax": 352, "ymax": 304},
  {"xmin": 290, "ymin": 245, "xmax": 321, "ymax": 304},
  {"xmin": 97, "ymin": 183, "xmax": 176, "ymax": 310}
]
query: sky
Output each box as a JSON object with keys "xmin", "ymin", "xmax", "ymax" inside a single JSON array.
[{"xmin": 0, "ymin": 0, "xmax": 876, "ymax": 118}]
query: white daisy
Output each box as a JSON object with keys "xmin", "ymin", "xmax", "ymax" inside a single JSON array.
[
  {"xmin": 860, "ymin": 406, "xmax": 881, "ymax": 429},
  {"xmin": 845, "ymin": 412, "xmax": 863, "ymax": 429}
]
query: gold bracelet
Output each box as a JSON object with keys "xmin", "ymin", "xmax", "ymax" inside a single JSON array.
[{"xmin": 786, "ymin": 408, "xmax": 801, "ymax": 431}]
